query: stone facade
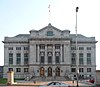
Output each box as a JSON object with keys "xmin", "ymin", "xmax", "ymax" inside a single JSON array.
[
  {"xmin": 3, "ymin": 23, "xmax": 97, "ymax": 79},
  {"xmin": 96, "ymin": 70, "xmax": 100, "ymax": 84}
]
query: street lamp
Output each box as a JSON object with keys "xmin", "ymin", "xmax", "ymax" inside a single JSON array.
[{"xmin": 75, "ymin": 7, "xmax": 79, "ymax": 87}]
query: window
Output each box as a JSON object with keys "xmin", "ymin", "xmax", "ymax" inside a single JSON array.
[
  {"xmin": 71, "ymin": 47, "xmax": 76, "ymax": 50},
  {"xmin": 16, "ymin": 47, "xmax": 21, "ymax": 50},
  {"xmin": 39, "ymin": 44, "xmax": 45, "ymax": 49},
  {"xmin": 8, "ymin": 47, "xmax": 13, "ymax": 50},
  {"xmin": 47, "ymin": 44, "xmax": 53, "ymax": 49},
  {"xmin": 48, "ymin": 56, "xmax": 52, "ymax": 63},
  {"xmin": 16, "ymin": 53, "xmax": 21, "ymax": 65},
  {"xmin": 87, "ymin": 53, "xmax": 91, "ymax": 65},
  {"xmin": 0, "ymin": 67, "xmax": 3, "ymax": 73},
  {"xmin": 47, "ymin": 31, "xmax": 53, "ymax": 36},
  {"xmin": 71, "ymin": 68, "xmax": 76, "ymax": 72},
  {"xmin": 24, "ymin": 47, "xmax": 29, "ymax": 50},
  {"xmin": 55, "ymin": 44, "xmax": 60, "ymax": 49},
  {"xmin": 40, "ymin": 56, "xmax": 45, "ymax": 63},
  {"xmin": 79, "ymin": 68, "xmax": 84, "ymax": 72},
  {"xmin": 79, "ymin": 75, "xmax": 84, "ymax": 78},
  {"xmin": 71, "ymin": 53, "xmax": 76, "ymax": 64},
  {"xmin": 8, "ymin": 68, "xmax": 13, "ymax": 71},
  {"xmin": 55, "ymin": 56, "xmax": 60, "ymax": 63},
  {"xmin": 87, "ymin": 68, "xmax": 91, "ymax": 72},
  {"xmin": 24, "ymin": 68, "xmax": 28, "ymax": 72},
  {"xmin": 24, "ymin": 53, "xmax": 29, "ymax": 65},
  {"xmin": 79, "ymin": 53, "xmax": 84, "ymax": 65},
  {"xmin": 79, "ymin": 47, "xmax": 84, "ymax": 50},
  {"xmin": 9, "ymin": 53, "xmax": 13, "ymax": 65},
  {"xmin": 16, "ymin": 68, "xmax": 21, "ymax": 72},
  {"xmin": 87, "ymin": 47, "xmax": 91, "ymax": 50}
]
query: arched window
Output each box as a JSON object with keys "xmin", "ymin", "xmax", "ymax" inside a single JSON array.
[{"xmin": 47, "ymin": 31, "xmax": 53, "ymax": 36}]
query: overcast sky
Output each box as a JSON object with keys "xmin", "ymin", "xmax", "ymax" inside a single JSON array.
[{"xmin": 0, "ymin": 0, "xmax": 100, "ymax": 69}]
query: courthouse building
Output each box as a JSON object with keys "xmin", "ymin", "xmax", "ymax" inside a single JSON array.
[{"xmin": 3, "ymin": 23, "xmax": 97, "ymax": 79}]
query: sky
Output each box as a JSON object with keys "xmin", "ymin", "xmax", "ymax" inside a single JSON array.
[{"xmin": 0, "ymin": 0, "xmax": 100, "ymax": 69}]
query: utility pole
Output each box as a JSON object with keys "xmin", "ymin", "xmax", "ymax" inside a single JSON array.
[{"xmin": 75, "ymin": 7, "xmax": 79, "ymax": 87}]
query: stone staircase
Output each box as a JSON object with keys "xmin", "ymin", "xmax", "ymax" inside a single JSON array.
[{"xmin": 30, "ymin": 76, "xmax": 71, "ymax": 82}]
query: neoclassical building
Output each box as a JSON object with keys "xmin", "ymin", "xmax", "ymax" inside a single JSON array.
[{"xmin": 3, "ymin": 23, "xmax": 97, "ymax": 79}]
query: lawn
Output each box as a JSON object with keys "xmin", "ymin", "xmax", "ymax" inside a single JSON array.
[
  {"xmin": 0, "ymin": 78, "xmax": 7, "ymax": 84},
  {"xmin": 0, "ymin": 78, "xmax": 25, "ymax": 84}
]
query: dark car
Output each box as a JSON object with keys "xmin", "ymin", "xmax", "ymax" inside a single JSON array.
[
  {"xmin": 47, "ymin": 82, "xmax": 70, "ymax": 87},
  {"xmin": 89, "ymin": 79, "xmax": 94, "ymax": 83}
]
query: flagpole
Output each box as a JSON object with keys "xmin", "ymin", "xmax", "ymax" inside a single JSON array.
[
  {"xmin": 48, "ymin": 4, "xmax": 51, "ymax": 23},
  {"xmin": 75, "ymin": 7, "xmax": 79, "ymax": 87}
]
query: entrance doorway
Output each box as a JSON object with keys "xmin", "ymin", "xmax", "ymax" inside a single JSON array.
[
  {"xmin": 48, "ymin": 67, "xmax": 52, "ymax": 76},
  {"xmin": 40, "ymin": 67, "xmax": 45, "ymax": 76},
  {"xmin": 55, "ymin": 67, "xmax": 60, "ymax": 76}
]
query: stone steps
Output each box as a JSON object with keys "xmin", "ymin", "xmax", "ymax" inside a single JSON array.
[{"xmin": 30, "ymin": 76, "xmax": 71, "ymax": 81}]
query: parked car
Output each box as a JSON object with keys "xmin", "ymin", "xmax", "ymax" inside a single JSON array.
[
  {"xmin": 47, "ymin": 82, "xmax": 70, "ymax": 87},
  {"xmin": 89, "ymin": 79, "xmax": 95, "ymax": 83}
]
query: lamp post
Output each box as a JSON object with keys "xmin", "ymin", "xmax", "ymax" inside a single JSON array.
[{"xmin": 75, "ymin": 7, "xmax": 79, "ymax": 87}]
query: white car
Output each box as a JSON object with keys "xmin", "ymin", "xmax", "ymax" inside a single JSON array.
[{"xmin": 47, "ymin": 82, "xmax": 70, "ymax": 87}]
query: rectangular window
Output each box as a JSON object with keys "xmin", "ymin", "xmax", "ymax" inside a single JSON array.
[
  {"xmin": 8, "ymin": 68, "xmax": 13, "ymax": 71},
  {"xmin": 79, "ymin": 47, "xmax": 84, "ymax": 50},
  {"xmin": 71, "ymin": 53, "xmax": 76, "ymax": 64},
  {"xmin": 16, "ymin": 53, "xmax": 21, "ymax": 65},
  {"xmin": 24, "ymin": 68, "xmax": 28, "ymax": 72},
  {"xmin": 55, "ymin": 44, "xmax": 60, "ymax": 49},
  {"xmin": 48, "ymin": 56, "xmax": 52, "ymax": 63},
  {"xmin": 8, "ymin": 47, "xmax": 13, "ymax": 50},
  {"xmin": 71, "ymin": 68, "xmax": 76, "ymax": 72},
  {"xmin": 87, "ymin": 68, "xmax": 91, "ymax": 72},
  {"xmin": 47, "ymin": 44, "xmax": 53, "ymax": 49},
  {"xmin": 16, "ymin": 47, "xmax": 21, "ymax": 50},
  {"xmin": 24, "ymin": 53, "xmax": 29, "ymax": 65},
  {"xmin": 9, "ymin": 53, "xmax": 13, "ymax": 65},
  {"xmin": 79, "ymin": 68, "xmax": 84, "ymax": 72},
  {"xmin": 40, "ymin": 56, "xmax": 45, "ymax": 63},
  {"xmin": 71, "ymin": 47, "xmax": 76, "ymax": 50},
  {"xmin": 55, "ymin": 56, "xmax": 60, "ymax": 63},
  {"xmin": 87, "ymin": 47, "xmax": 91, "ymax": 50},
  {"xmin": 39, "ymin": 44, "xmax": 45, "ymax": 49},
  {"xmin": 79, "ymin": 53, "xmax": 84, "ymax": 65},
  {"xmin": 87, "ymin": 53, "xmax": 91, "ymax": 65},
  {"xmin": 24, "ymin": 47, "xmax": 29, "ymax": 50},
  {"xmin": 16, "ymin": 68, "xmax": 21, "ymax": 72}
]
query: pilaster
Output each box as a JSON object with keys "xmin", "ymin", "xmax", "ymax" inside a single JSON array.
[{"xmin": 53, "ymin": 44, "xmax": 55, "ymax": 64}]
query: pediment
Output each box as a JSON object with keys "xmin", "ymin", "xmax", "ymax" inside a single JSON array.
[
  {"xmin": 39, "ymin": 23, "xmax": 61, "ymax": 32},
  {"xmin": 38, "ymin": 23, "xmax": 62, "ymax": 37},
  {"xmin": 30, "ymin": 23, "xmax": 70, "ymax": 38}
]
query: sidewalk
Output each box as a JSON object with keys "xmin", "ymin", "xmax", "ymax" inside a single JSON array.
[
  {"xmin": 0, "ymin": 80, "xmax": 94, "ymax": 87},
  {"xmin": 14, "ymin": 80, "xmax": 90, "ymax": 86}
]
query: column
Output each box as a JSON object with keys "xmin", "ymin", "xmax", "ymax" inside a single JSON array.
[
  {"xmin": 53, "ymin": 44, "xmax": 55, "ymax": 64},
  {"xmin": 60, "ymin": 44, "xmax": 62, "ymax": 64},
  {"xmin": 66, "ymin": 43, "xmax": 71, "ymax": 64},
  {"xmin": 64, "ymin": 44, "xmax": 67, "ymax": 63},
  {"xmin": 62, "ymin": 44, "xmax": 64, "ymax": 63},
  {"xmin": 29, "ymin": 44, "xmax": 36, "ymax": 64},
  {"xmin": 21, "ymin": 46, "xmax": 24, "ymax": 65},
  {"xmin": 4, "ymin": 45, "xmax": 8, "ymax": 65},
  {"xmin": 13, "ymin": 47, "xmax": 16, "ymax": 65},
  {"xmin": 45, "ymin": 44, "xmax": 47, "ymax": 64},
  {"xmin": 37, "ymin": 44, "xmax": 39, "ymax": 64},
  {"xmin": 84, "ymin": 47, "xmax": 87, "ymax": 65}
]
